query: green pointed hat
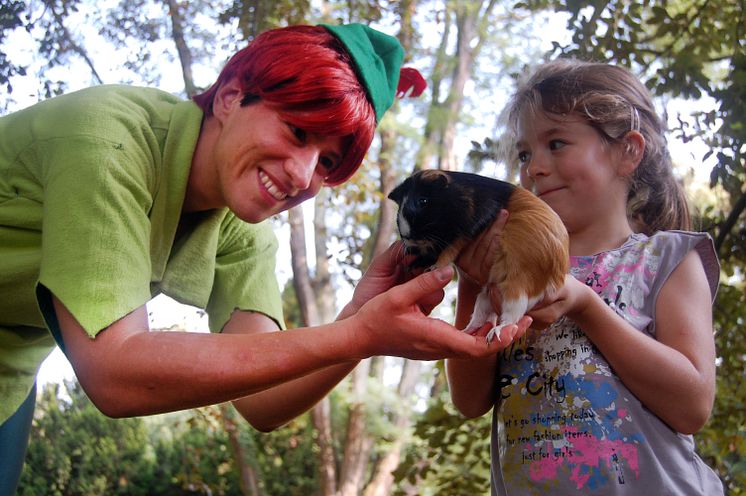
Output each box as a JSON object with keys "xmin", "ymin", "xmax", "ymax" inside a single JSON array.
[{"xmin": 320, "ymin": 23, "xmax": 404, "ymax": 122}]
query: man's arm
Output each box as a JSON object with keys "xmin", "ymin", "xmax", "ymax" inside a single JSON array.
[
  {"xmin": 53, "ymin": 265, "xmax": 514, "ymax": 420},
  {"xmin": 53, "ymin": 297, "xmax": 359, "ymax": 419},
  {"xmin": 223, "ymin": 310, "xmax": 358, "ymax": 432}
]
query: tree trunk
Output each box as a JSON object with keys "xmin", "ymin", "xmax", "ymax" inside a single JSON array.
[
  {"xmin": 221, "ymin": 403, "xmax": 263, "ymax": 496},
  {"xmin": 313, "ymin": 191, "xmax": 337, "ymax": 322},
  {"xmin": 371, "ymin": 127, "xmax": 399, "ymax": 258},
  {"xmin": 416, "ymin": 0, "xmax": 498, "ymax": 172},
  {"xmin": 289, "ymin": 206, "xmax": 321, "ymax": 328},
  {"xmin": 416, "ymin": 2, "xmax": 452, "ymax": 172},
  {"xmin": 338, "ymin": 359, "xmax": 374, "ymax": 496},
  {"xmin": 311, "ymin": 399, "xmax": 338, "ymax": 496},
  {"xmin": 439, "ymin": 0, "xmax": 498, "ymax": 170},
  {"xmin": 288, "ymin": 205, "xmax": 337, "ymax": 496},
  {"xmin": 363, "ymin": 360, "xmax": 422, "ymax": 496},
  {"xmin": 164, "ymin": 0, "xmax": 197, "ymax": 96},
  {"xmin": 396, "ymin": 0, "xmax": 418, "ymax": 55}
]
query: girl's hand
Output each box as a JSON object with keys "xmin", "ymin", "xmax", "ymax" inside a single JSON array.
[
  {"xmin": 527, "ymin": 275, "xmax": 594, "ymax": 329},
  {"xmin": 455, "ymin": 209, "xmax": 509, "ymax": 287},
  {"xmin": 455, "ymin": 210, "xmax": 507, "ymax": 316}
]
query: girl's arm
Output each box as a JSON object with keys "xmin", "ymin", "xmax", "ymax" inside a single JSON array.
[
  {"xmin": 445, "ymin": 276, "xmax": 502, "ymax": 418},
  {"xmin": 446, "ymin": 211, "xmax": 530, "ymax": 418},
  {"xmin": 530, "ymin": 250, "xmax": 716, "ymax": 434}
]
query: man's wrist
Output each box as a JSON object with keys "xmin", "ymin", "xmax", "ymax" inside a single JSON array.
[{"xmin": 337, "ymin": 301, "xmax": 359, "ymax": 321}]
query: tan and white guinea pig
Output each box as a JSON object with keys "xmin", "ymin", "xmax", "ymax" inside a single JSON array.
[{"xmin": 388, "ymin": 169, "xmax": 569, "ymax": 342}]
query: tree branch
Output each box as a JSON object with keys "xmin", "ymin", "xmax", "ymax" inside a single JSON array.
[
  {"xmin": 49, "ymin": 2, "xmax": 103, "ymax": 84},
  {"xmin": 715, "ymin": 190, "xmax": 746, "ymax": 256}
]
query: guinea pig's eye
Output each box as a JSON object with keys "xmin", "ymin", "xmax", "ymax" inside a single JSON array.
[{"xmin": 417, "ymin": 197, "xmax": 429, "ymax": 206}]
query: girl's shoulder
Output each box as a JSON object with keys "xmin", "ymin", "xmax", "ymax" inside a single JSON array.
[
  {"xmin": 628, "ymin": 230, "xmax": 720, "ymax": 300},
  {"xmin": 624, "ymin": 229, "xmax": 711, "ymax": 249}
]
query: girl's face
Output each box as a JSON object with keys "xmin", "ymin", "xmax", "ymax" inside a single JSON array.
[
  {"xmin": 516, "ymin": 109, "xmax": 631, "ymax": 236},
  {"xmin": 211, "ymin": 99, "xmax": 344, "ymax": 223}
]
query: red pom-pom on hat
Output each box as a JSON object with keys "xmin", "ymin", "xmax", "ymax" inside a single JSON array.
[{"xmin": 396, "ymin": 67, "xmax": 427, "ymax": 98}]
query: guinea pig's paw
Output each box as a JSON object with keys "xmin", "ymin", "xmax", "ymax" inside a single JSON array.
[
  {"xmin": 462, "ymin": 322, "xmax": 481, "ymax": 334},
  {"xmin": 486, "ymin": 326, "xmax": 502, "ymax": 344},
  {"xmin": 499, "ymin": 294, "xmax": 541, "ymax": 327},
  {"xmin": 469, "ymin": 292, "xmax": 498, "ymax": 326},
  {"xmin": 464, "ymin": 305, "xmax": 497, "ymax": 336}
]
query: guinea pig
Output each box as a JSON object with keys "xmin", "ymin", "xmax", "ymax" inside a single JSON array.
[{"xmin": 388, "ymin": 169, "xmax": 569, "ymax": 341}]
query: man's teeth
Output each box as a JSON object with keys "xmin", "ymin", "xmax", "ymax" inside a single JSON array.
[{"xmin": 260, "ymin": 171, "xmax": 287, "ymax": 201}]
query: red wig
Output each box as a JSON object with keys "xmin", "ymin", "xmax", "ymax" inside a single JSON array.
[{"xmin": 193, "ymin": 25, "xmax": 376, "ymax": 185}]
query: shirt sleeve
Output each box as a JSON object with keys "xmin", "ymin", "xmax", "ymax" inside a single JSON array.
[
  {"xmin": 650, "ymin": 231, "xmax": 719, "ymax": 301},
  {"xmin": 647, "ymin": 231, "xmax": 720, "ymax": 333},
  {"xmin": 206, "ymin": 214, "xmax": 285, "ymax": 332},
  {"xmin": 36, "ymin": 131, "xmax": 157, "ymax": 338}
]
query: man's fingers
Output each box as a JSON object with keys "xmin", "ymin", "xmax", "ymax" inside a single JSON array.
[
  {"xmin": 374, "ymin": 240, "xmax": 406, "ymax": 269},
  {"xmin": 417, "ymin": 289, "xmax": 445, "ymax": 315},
  {"xmin": 395, "ymin": 265, "xmax": 454, "ymax": 305}
]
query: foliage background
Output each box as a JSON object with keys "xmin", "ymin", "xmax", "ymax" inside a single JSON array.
[{"xmin": 2, "ymin": 0, "xmax": 744, "ymax": 494}]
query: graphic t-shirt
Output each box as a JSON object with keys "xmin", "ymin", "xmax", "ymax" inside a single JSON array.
[{"xmin": 491, "ymin": 231, "xmax": 723, "ymax": 495}]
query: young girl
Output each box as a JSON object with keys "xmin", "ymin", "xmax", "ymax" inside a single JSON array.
[{"xmin": 447, "ymin": 59, "xmax": 724, "ymax": 495}]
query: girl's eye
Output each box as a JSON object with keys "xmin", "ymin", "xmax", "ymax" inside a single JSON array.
[
  {"xmin": 517, "ymin": 150, "xmax": 529, "ymax": 163},
  {"xmin": 549, "ymin": 139, "xmax": 566, "ymax": 151}
]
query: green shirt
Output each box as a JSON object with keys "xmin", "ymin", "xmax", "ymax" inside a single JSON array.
[{"xmin": 0, "ymin": 85, "xmax": 284, "ymax": 423}]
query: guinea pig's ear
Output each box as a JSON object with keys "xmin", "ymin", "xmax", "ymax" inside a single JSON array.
[
  {"xmin": 432, "ymin": 171, "xmax": 450, "ymax": 190},
  {"xmin": 388, "ymin": 179, "xmax": 408, "ymax": 205}
]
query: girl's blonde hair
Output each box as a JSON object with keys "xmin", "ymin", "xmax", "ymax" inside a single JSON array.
[{"xmin": 504, "ymin": 58, "xmax": 690, "ymax": 234}]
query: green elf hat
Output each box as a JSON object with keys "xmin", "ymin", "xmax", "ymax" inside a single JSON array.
[{"xmin": 321, "ymin": 23, "xmax": 426, "ymax": 122}]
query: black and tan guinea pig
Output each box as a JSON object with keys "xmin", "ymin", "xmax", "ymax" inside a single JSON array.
[{"xmin": 388, "ymin": 169, "xmax": 569, "ymax": 342}]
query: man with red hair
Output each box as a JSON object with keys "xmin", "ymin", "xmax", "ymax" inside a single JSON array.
[{"xmin": 0, "ymin": 23, "xmax": 527, "ymax": 491}]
